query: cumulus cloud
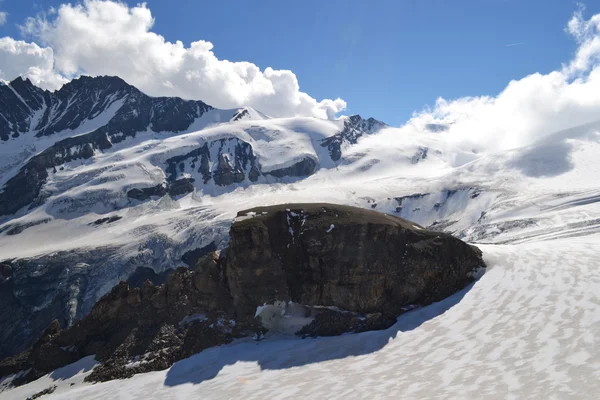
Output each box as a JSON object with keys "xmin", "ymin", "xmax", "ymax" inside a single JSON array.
[
  {"xmin": 399, "ymin": 7, "xmax": 600, "ymax": 155},
  {"xmin": 8, "ymin": 0, "xmax": 345, "ymax": 119},
  {"xmin": 0, "ymin": 37, "xmax": 67, "ymax": 87}
]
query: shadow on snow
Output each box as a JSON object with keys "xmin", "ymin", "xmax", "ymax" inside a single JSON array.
[{"xmin": 163, "ymin": 280, "xmax": 477, "ymax": 387}]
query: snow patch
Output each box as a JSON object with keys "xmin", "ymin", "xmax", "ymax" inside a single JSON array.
[{"xmin": 255, "ymin": 301, "xmax": 315, "ymax": 335}]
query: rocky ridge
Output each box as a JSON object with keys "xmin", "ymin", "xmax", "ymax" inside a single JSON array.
[{"xmin": 0, "ymin": 203, "xmax": 485, "ymax": 385}]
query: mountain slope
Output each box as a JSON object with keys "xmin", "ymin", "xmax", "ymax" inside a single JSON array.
[
  {"xmin": 2, "ymin": 76, "xmax": 600, "ymax": 399},
  {"xmin": 0, "ymin": 76, "xmax": 388, "ymax": 358}
]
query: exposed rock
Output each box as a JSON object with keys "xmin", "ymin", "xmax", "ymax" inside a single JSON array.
[
  {"xmin": 0, "ymin": 248, "xmax": 121, "ymax": 359},
  {"xmin": 411, "ymin": 146, "xmax": 429, "ymax": 164},
  {"xmin": 321, "ymin": 115, "xmax": 386, "ymax": 161},
  {"xmin": 165, "ymin": 138, "xmax": 262, "ymax": 186},
  {"xmin": 296, "ymin": 309, "xmax": 396, "ymax": 338},
  {"xmin": 213, "ymin": 154, "xmax": 246, "ymax": 186},
  {"xmin": 0, "ymin": 265, "xmax": 243, "ymax": 384},
  {"xmin": 29, "ymin": 385, "xmax": 57, "ymax": 399},
  {"xmin": 0, "ymin": 219, "xmax": 51, "ymax": 236},
  {"xmin": 0, "ymin": 203, "xmax": 484, "ymax": 385},
  {"xmin": 90, "ymin": 215, "xmax": 122, "ymax": 226},
  {"xmin": 0, "ymin": 263, "xmax": 12, "ymax": 282},
  {"xmin": 425, "ymin": 123, "xmax": 449, "ymax": 133},
  {"xmin": 231, "ymin": 108, "xmax": 249, "ymax": 121},
  {"xmin": 223, "ymin": 203, "xmax": 485, "ymax": 318},
  {"xmin": 181, "ymin": 241, "xmax": 217, "ymax": 267},
  {"xmin": 126, "ymin": 267, "xmax": 174, "ymax": 288},
  {"xmin": 126, "ymin": 184, "xmax": 167, "ymax": 201},
  {"xmin": 265, "ymin": 157, "xmax": 317, "ymax": 178},
  {"xmin": 168, "ymin": 178, "xmax": 195, "ymax": 197}
]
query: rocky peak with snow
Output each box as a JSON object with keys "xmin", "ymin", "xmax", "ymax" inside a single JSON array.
[{"xmin": 321, "ymin": 114, "xmax": 387, "ymax": 161}]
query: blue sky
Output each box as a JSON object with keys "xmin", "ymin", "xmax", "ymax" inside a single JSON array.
[{"xmin": 1, "ymin": 0, "xmax": 598, "ymax": 125}]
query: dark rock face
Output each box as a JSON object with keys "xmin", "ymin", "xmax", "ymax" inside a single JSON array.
[
  {"xmin": 425, "ymin": 123, "xmax": 449, "ymax": 133},
  {"xmin": 223, "ymin": 203, "xmax": 484, "ymax": 318},
  {"xmin": 231, "ymin": 108, "xmax": 249, "ymax": 121},
  {"xmin": 0, "ymin": 203, "xmax": 484, "ymax": 384},
  {"xmin": 126, "ymin": 184, "xmax": 167, "ymax": 201},
  {"xmin": 126, "ymin": 267, "xmax": 174, "ymax": 288},
  {"xmin": 296, "ymin": 310, "xmax": 396, "ymax": 338},
  {"xmin": 91, "ymin": 215, "xmax": 122, "ymax": 226},
  {"xmin": 0, "ymin": 218, "xmax": 51, "ymax": 235},
  {"xmin": 168, "ymin": 178, "xmax": 195, "ymax": 197},
  {"xmin": 265, "ymin": 157, "xmax": 317, "ymax": 178},
  {"xmin": 165, "ymin": 138, "xmax": 262, "ymax": 186},
  {"xmin": 321, "ymin": 115, "xmax": 386, "ymax": 161},
  {"xmin": 411, "ymin": 146, "xmax": 429, "ymax": 164},
  {"xmin": 181, "ymin": 241, "xmax": 218, "ymax": 267}
]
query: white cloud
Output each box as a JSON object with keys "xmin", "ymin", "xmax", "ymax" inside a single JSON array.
[
  {"xmin": 10, "ymin": 0, "xmax": 345, "ymax": 119},
  {"xmin": 0, "ymin": 37, "xmax": 67, "ymax": 88},
  {"xmin": 563, "ymin": 4, "xmax": 600, "ymax": 75},
  {"xmin": 0, "ymin": 11, "xmax": 7, "ymax": 26},
  {"xmin": 395, "ymin": 8, "xmax": 600, "ymax": 156}
]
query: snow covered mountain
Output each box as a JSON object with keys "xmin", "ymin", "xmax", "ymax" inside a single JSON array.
[
  {"xmin": 0, "ymin": 76, "xmax": 389, "ymax": 358},
  {"xmin": 2, "ymin": 75, "xmax": 600, "ymax": 399}
]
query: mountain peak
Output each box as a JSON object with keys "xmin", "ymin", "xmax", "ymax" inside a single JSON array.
[{"xmin": 60, "ymin": 75, "xmax": 135, "ymax": 94}]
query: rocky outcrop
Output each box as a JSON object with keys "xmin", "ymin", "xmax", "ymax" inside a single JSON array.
[
  {"xmin": 0, "ymin": 265, "xmax": 246, "ymax": 385},
  {"xmin": 0, "ymin": 203, "xmax": 485, "ymax": 385},
  {"xmin": 165, "ymin": 138, "xmax": 262, "ymax": 186},
  {"xmin": 264, "ymin": 157, "xmax": 317, "ymax": 178},
  {"xmin": 168, "ymin": 178, "xmax": 195, "ymax": 197},
  {"xmin": 223, "ymin": 203, "xmax": 484, "ymax": 317},
  {"xmin": 126, "ymin": 184, "xmax": 167, "ymax": 201},
  {"xmin": 321, "ymin": 115, "xmax": 386, "ymax": 161},
  {"xmin": 181, "ymin": 241, "xmax": 218, "ymax": 267}
]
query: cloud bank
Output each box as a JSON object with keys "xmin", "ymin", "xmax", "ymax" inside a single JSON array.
[
  {"xmin": 0, "ymin": 0, "xmax": 346, "ymax": 119},
  {"xmin": 399, "ymin": 6, "xmax": 600, "ymax": 154}
]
